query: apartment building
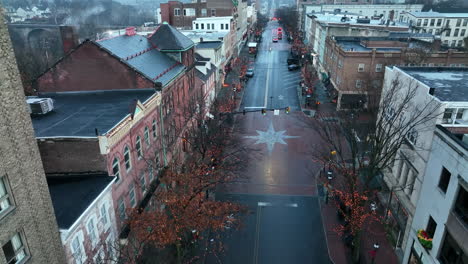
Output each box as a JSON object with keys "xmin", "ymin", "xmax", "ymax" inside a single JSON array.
[
  {"xmin": 305, "ymin": 12, "xmax": 409, "ymax": 70},
  {"xmin": 299, "ymin": 3, "xmax": 423, "ymax": 31},
  {"xmin": 159, "ymin": 0, "xmax": 208, "ymax": 29},
  {"xmin": 403, "ymin": 125, "xmax": 467, "ymax": 264},
  {"xmin": 322, "ymin": 35, "xmax": 468, "ymax": 110},
  {"xmin": 401, "ymin": 11, "xmax": 468, "ymax": 47},
  {"xmin": 0, "ymin": 16, "xmax": 65, "ymax": 264},
  {"xmin": 379, "ymin": 67, "xmax": 468, "ymax": 255}
]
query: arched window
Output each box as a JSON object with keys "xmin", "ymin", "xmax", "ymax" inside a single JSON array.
[
  {"xmin": 112, "ymin": 158, "xmax": 120, "ymax": 179},
  {"xmin": 136, "ymin": 136, "xmax": 142, "ymax": 159},
  {"xmin": 144, "ymin": 127, "xmax": 150, "ymax": 146},
  {"xmin": 152, "ymin": 119, "xmax": 158, "ymax": 139},
  {"xmin": 124, "ymin": 146, "xmax": 131, "ymax": 171}
]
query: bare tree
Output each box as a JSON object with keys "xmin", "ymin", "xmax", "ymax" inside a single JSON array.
[{"xmin": 311, "ymin": 74, "xmax": 442, "ymax": 262}]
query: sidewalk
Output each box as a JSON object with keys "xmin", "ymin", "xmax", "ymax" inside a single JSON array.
[{"xmin": 316, "ymin": 171, "xmax": 399, "ymax": 264}]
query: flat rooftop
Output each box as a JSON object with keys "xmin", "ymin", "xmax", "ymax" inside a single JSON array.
[
  {"xmin": 31, "ymin": 89, "xmax": 156, "ymax": 138},
  {"xmin": 407, "ymin": 11, "xmax": 468, "ymax": 18},
  {"xmin": 309, "ymin": 13, "xmax": 409, "ymax": 28},
  {"xmin": 47, "ymin": 174, "xmax": 115, "ymax": 229},
  {"xmin": 181, "ymin": 30, "xmax": 228, "ymax": 41},
  {"xmin": 399, "ymin": 67, "xmax": 468, "ymax": 102},
  {"xmin": 337, "ymin": 40, "xmax": 402, "ymax": 51}
]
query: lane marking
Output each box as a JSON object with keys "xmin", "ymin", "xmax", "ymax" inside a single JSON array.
[
  {"xmin": 263, "ymin": 54, "xmax": 271, "ymax": 108},
  {"xmin": 253, "ymin": 205, "xmax": 262, "ymax": 264},
  {"xmin": 285, "ymin": 203, "xmax": 299, "ymax": 208},
  {"xmin": 258, "ymin": 202, "xmax": 272, "ymax": 207}
]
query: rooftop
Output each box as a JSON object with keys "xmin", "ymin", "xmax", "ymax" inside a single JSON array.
[
  {"xmin": 181, "ymin": 30, "xmax": 229, "ymax": 41},
  {"xmin": 399, "ymin": 67, "xmax": 468, "ymax": 102},
  {"xmin": 196, "ymin": 41, "xmax": 223, "ymax": 49},
  {"xmin": 148, "ymin": 24, "xmax": 194, "ymax": 51},
  {"xmin": 194, "ymin": 16, "xmax": 233, "ymax": 21},
  {"xmin": 31, "ymin": 89, "xmax": 156, "ymax": 137},
  {"xmin": 407, "ymin": 11, "xmax": 468, "ymax": 18},
  {"xmin": 47, "ymin": 174, "xmax": 115, "ymax": 230},
  {"xmin": 309, "ymin": 12, "xmax": 409, "ymax": 28},
  {"xmin": 195, "ymin": 63, "xmax": 217, "ymax": 82},
  {"xmin": 337, "ymin": 40, "xmax": 402, "ymax": 51}
]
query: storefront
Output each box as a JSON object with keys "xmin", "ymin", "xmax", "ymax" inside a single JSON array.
[{"xmin": 407, "ymin": 239, "xmax": 425, "ymax": 264}]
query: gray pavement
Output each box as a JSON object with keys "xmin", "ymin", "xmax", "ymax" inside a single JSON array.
[
  {"xmin": 240, "ymin": 21, "xmax": 301, "ymax": 112},
  {"xmin": 207, "ymin": 20, "xmax": 331, "ymax": 264}
]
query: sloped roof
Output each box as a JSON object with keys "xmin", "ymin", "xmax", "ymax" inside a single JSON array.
[
  {"xmin": 96, "ymin": 35, "xmax": 186, "ymax": 86},
  {"xmin": 31, "ymin": 89, "xmax": 156, "ymax": 137},
  {"xmin": 195, "ymin": 53, "xmax": 210, "ymax": 61},
  {"xmin": 47, "ymin": 174, "xmax": 115, "ymax": 229},
  {"xmin": 148, "ymin": 24, "xmax": 194, "ymax": 51}
]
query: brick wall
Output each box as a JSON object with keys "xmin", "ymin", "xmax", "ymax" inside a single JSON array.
[
  {"xmin": 324, "ymin": 37, "xmax": 468, "ymax": 109},
  {"xmin": 0, "ymin": 14, "xmax": 66, "ymax": 264},
  {"xmin": 33, "ymin": 42, "xmax": 155, "ymax": 93},
  {"xmin": 38, "ymin": 138, "xmax": 107, "ymax": 174}
]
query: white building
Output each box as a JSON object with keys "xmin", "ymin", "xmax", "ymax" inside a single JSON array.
[
  {"xmin": 48, "ymin": 175, "xmax": 118, "ymax": 264},
  {"xmin": 402, "ymin": 125, "xmax": 468, "ymax": 264},
  {"xmin": 192, "ymin": 16, "xmax": 233, "ymax": 32},
  {"xmin": 195, "ymin": 41, "xmax": 225, "ymax": 88},
  {"xmin": 299, "ymin": 3, "xmax": 423, "ymax": 31},
  {"xmin": 247, "ymin": 4, "xmax": 257, "ymax": 28},
  {"xmin": 182, "ymin": 29, "xmax": 235, "ymax": 64},
  {"xmin": 400, "ymin": 11, "xmax": 468, "ymax": 48},
  {"xmin": 380, "ymin": 66, "xmax": 468, "ymax": 257}
]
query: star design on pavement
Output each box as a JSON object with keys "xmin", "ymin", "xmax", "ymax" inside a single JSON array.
[{"xmin": 244, "ymin": 123, "xmax": 299, "ymax": 154}]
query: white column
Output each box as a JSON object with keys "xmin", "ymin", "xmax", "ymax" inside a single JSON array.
[
  {"xmin": 404, "ymin": 170, "xmax": 414, "ymax": 195},
  {"xmin": 398, "ymin": 162, "xmax": 408, "ymax": 187}
]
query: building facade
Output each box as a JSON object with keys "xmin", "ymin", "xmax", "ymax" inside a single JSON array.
[
  {"xmin": 0, "ymin": 15, "xmax": 65, "ymax": 264},
  {"xmin": 47, "ymin": 174, "xmax": 118, "ymax": 264},
  {"xmin": 402, "ymin": 125, "xmax": 468, "ymax": 264},
  {"xmin": 322, "ymin": 35, "xmax": 468, "ymax": 109},
  {"xmin": 401, "ymin": 11, "xmax": 468, "ymax": 48},
  {"xmin": 379, "ymin": 67, "xmax": 468, "ymax": 256},
  {"xmin": 299, "ymin": 3, "xmax": 423, "ymax": 31},
  {"xmin": 159, "ymin": 0, "xmax": 208, "ymax": 29},
  {"xmin": 305, "ymin": 12, "xmax": 409, "ymax": 69}
]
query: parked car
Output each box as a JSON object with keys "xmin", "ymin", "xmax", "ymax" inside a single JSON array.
[
  {"xmin": 288, "ymin": 64, "xmax": 299, "ymax": 71},
  {"xmin": 246, "ymin": 68, "xmax": 254, "ymax": 77}
]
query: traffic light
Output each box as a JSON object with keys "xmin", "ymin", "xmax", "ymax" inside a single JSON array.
[
  {"xmin": 243, "ymin": 109, "xmax": 246, "ymax": 115},
  {"xmin": 285, "ymin": 106, "xmax": 290, "ymax": 114},
  {"xmin": 261, "ymin": 108, "xmax": 267, "ymax": 115}
]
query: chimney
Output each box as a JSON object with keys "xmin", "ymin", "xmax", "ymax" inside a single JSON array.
[
  {"xmin": 126, "ymin": 27, "xmax": 136, "ymax": 36},
  {"xmin": 200, "ymin": 37, "xmax": 204, "ymax": 42},
  {"xmin": 432, "ymin": 37, "xmax": 441, "ymax": 51},
  {"xmin": 429, "ymin": 87, "xmax": 435, "ymax": 95}
]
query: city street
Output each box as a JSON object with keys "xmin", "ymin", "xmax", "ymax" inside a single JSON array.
[{"xmin": 209, "ymin": 21, "xmax": 331, "ymax": 264}]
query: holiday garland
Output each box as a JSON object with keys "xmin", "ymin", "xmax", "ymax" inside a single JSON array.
[{"xmin": 417, "ymin": 229, "xmax": 433, "ymax": 249}]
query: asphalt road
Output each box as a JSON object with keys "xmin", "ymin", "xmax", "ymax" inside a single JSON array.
[
  {"xmin": 207, "ymin": 21, "xmax": 331, "ymax": 264},
  {"xmin": 240, "ymin": 21, "xmax": 301, "ymax": 112}
]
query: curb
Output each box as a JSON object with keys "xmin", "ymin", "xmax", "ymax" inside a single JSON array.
[{"xmin": 314, "ymin": 169, "xmax": 337, "ymax": 264}]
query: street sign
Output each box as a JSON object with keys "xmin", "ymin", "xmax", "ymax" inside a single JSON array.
[{"xmin": 274, "ymin": 109, "xmax": 280, "ymax": 115}]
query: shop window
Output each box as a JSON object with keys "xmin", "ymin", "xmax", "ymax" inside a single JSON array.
[{"xmin": 438, "ymin": 232, "xmax": 467, "ymax": 264}]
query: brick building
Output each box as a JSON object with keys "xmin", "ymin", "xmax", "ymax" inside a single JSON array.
[
  {"xmin": 0, "ymin": 15, "xmax": 65, "ymax": 264},
  {"xmin": 160, "ymin": 0, "xmax": 208, "ymax": 29},
  {"xmin": 305, "ymin": 12, "xmax": 410, "ymax": 69},
  {"xmin": 31, "ymin": 24, "xmax": 199, "ymax": 240},
  {"xmin": 322, "ymin": 35, "xmax": 468, "ymax": 110}
]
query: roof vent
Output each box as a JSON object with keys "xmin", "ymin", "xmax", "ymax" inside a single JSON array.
[
  {"xmin": 429, "ymin": 87, "xmax": 435, "ymax": 95},
  {"xmin": 26, "ymin": 97, "xmax": 54, "ymax": 115},
  {"xmin": 125, "ymin": 27, "xmax": 136, "ymax": 36}
]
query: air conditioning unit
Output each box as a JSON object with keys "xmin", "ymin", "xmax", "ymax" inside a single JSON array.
[{"xmin": 26, "ymin": 97, "xmax": 54, "ymax": 115}]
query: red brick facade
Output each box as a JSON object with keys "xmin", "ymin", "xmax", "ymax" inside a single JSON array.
[
  {"xmin": 323, "ymin": 37, "xmax": 468, "ymax": 109},
  {"xmin": 33, "ymin": 42, "xmax": 155, "ymax": 93}
]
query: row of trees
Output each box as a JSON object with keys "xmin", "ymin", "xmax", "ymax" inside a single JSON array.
[
  {"xmin": 310, "ymin": 74, "xmax": 441, "ymax": 262},
  {"xmin": 107, "ymin": 93, "xmax": 249, "ymax": 263}
]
